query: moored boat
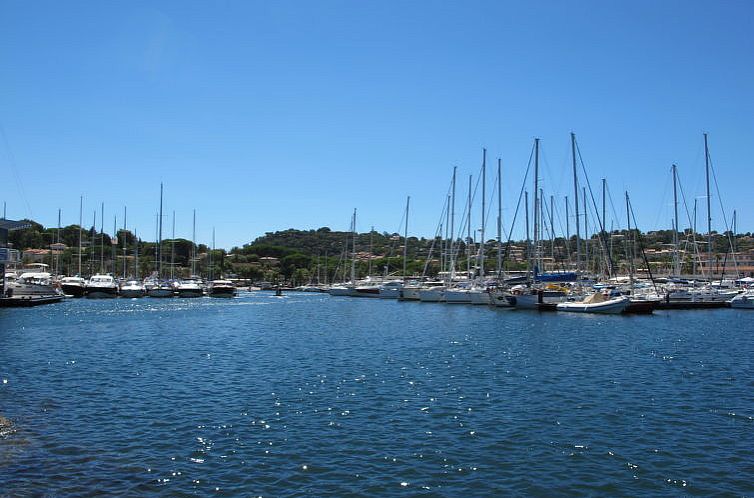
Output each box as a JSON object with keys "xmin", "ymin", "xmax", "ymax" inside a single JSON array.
[
  {"xmin": 85, "ymin": 274, "xmax": 118, "ymax": 298},
  {"xmin": 177, "ymin": 278, "xmax": 204, "ymax": 298},
  {"xmin": 729, "ymin": 290, "xmax": 754, "ymax": 309},
  {"xmin": 119, "ymin": 280, "xmax": 146, "ymax": 298},
  {"xmin": 556, "ymin": 293, "xmax": 629, "ymax": 314},
  {"xmin": 60, "ymin": 276, "xmax": 86, "ymax": 297},
  {"xmin": 208, "ymin": 279, "xmax": 236, "ymax": 298}
]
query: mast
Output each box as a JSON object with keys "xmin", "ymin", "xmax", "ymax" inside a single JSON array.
[
  {"xmin": 626, "ymin": 191, "xmax": 634, "ymax": 285},
  {"xmin": 525, "ymin": 190, "xmax": 531, "ymax": 277},
  {"xmin": 403, "ymin": 196, "xmax": 410, "ymax": 279},
  {"xmin": 134, "ymin": 229, "xmax": 139, "ymax": 279},
  {"xmin": 480, "ymin": 148, "xmax": 486, "ymax": 278},
  {"xmin": 100, "ymin": 202, "xmax": 104, "ymax": 274},
  {"xmin": 91, "ymin": 209, "xmax": 96, "ymax": 276},
  {"xmin": 158, "ymin": 183, "xmax": 164, "ymax": 279},
  {"xmin": 467, "ymin": 174, "xmax": 472, "ymax": 279},
  {"xmin": 192, "ymin": 209, "xmax": 196, "ymax": 277},
  {"xmin": 440, "ymin": 194, "xmax": 452, "ymax": 283},
  {"xmin": 533, "ymin": 138, "xmax": 540, "ymax": 276},
  {"xmin": 672, "ymin": 164, "xmax": 680, "ymax": 276},
  {"xmin": 451, "ymin": 166, "xmax": 456, "ymax": 277},
  {"xmin": 693, "ymin": 199, "xmax": 698, "ymax": 277},
  {"xmin": 211, "ymin": 227, "xmax": 215, "ymax": 281},
  {"xmin": 78, "ymin": 196, "xmax": 83, "ymax": 276},
  {"xmin": 497, "ymin": 158, "xmax": 502, "ymax": 280},
  {"xmin": 171, "ymin": 211, "xmax": 176, "ymax": 280},
  {"xmin": 123, "ymin": 206, "xmax": 127, "ymax": 279},
  {"xmin": 368, "ymin": 226, "xmax": 374, "ymax": 276},
  {"xmin": 350, "ymin": 209, "xmax": 357, "ymax": 283},
  {"xmin": 571, "ymin": 133, "xmax": 581, "ymax": 273},
  {"xmin": 550, "ymin": 195, "xmax": 555, "ymax": 265},
  {"xmin": 56, "ymin": 208, "xmax": 61, "ymax": 275},
  {"xmin": 112, "ymin": 215, "xmax": 117, "ymax": 275},
  {"xmin": 565, "ymin": 196, "xmax": 570, "ymax": 266},
  {"xmin": 583, "ymin": 186, "xmax": 588, "ymax": 273},
  {"xmin": 704, "ymin": 133, "xmax": 712, "ymax": 280}
]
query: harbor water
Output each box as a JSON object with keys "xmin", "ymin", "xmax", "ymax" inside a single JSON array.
[{"xmin": 1, "ymin": 293, "xmax": 752, "ymax": 495}]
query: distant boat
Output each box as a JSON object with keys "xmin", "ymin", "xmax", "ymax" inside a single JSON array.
[
  {"xmin": 177, "ymin": 278, "xmax": 204, "ymax": 298},
  {"xmin": 60, "ymin": 276, "xmax": 87, "ymax": 297},
  {"xmin": 86, "ymin": 274, "xmax": 118, "ymax": 298},
  {"xmin": 730, "ymin": 290, "xmax": 754, "ymax": 309},
  {"xmin": 119, "ymin": 280, "xmax": 146, "ymax": 298},
  {"xmin": 5, "ymin": 266, "xmax": 61, "ymax": 299},
  {"xmin": 556, "ymin": 293, "xmax": 629, "ymax": 314},
  {"xmin": 147, "ymin": 281, "xmax": 174, "ymax": 298},
  {"xmin": 208, "ymin": 279, "xmax": 236, "ymax": 298}
]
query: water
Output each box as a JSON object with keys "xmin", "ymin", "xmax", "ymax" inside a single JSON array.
[{"xmin": 1, "ymin": 293, "xmax": 753, "ymax": 496}]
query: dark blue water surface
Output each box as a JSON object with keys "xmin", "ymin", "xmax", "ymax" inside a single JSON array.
[{"xmin": 1, "ymin": 292, "xmax": 753, "ymax": 496}]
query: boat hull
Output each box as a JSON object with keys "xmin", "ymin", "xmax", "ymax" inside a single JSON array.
[
  {"xmin": 556, "ymin": 297, "xmax": 628, "ymax": 314},
  {"xmin": 119, "ymin": 288, "xmax": 145, "ymax": 298},
  {"xmin": 61, "ymin": 284, "xmax": 86, "ymax": 297},
  {"xmin": 86, "ymin": 287, "xmax": 118, "ymax": 299},
  {"xmin": 444, "ymin": 290, "xmax": 472, "ymax": 304},
  {"xmin": 328, "ymin": 287, "xmax": 355, "ymax": 297},
  {"xmin": 353, "ymin": 287, "xmax": 380, "ymax": 298},
  {"xmin": 469, "ymin": 290, "xmax": 491, "ymax": 305},
  {"xmin": 419, "ymin": 289, "xmax": 445, "ymax": 302},
  {"xmin": 399, "ymin": 288, "xmax": 421, "ymax": 301},
  {"xmin": 177, "ymin": 289, "xmax": 204, "ymax": 298},
  {"xmin": 147, "ymin": 288, "xmax": 174, "ymax": 298}
]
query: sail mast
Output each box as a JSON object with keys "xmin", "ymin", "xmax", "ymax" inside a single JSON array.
[
  {"xmin": 100, "ymin": 202, "xmax": 104, "ymax": 274},
  {"xmin": 78, "ymin": 196, "xmax": 83, "ymax": 276},
  {"xmin": 450, "ymin": 166, "xmax": 456, "ymax": 278},
  {"xmin": 571, "ymin": 133, "xmax": 580, "ymax": 273},
  {"xmin": 704, "ymin": 133, "xmax": 712, "ymax": 280},
  {"xmin": 123, "ymin": 206, "xmax": 127, "ymax": 279},
  {"xmin": 480, "ymin": 148, "xmax": 486, "ymax": 279},
  {"xmin": 403, "ymin": 197, "xmax": 410, "ymax": 279},
  {"xmin": 192, "ymin": 209, "xmax": 196, "ymax": 277},
  {"xmin": 672, "ymin": 164, "xmax": 680, "ymax": 276},
  {"xmin": 158, "ymin": 183, "xmax": 163, "ymax": 279},
  {"xmin": 497, "ymin": 158, "xmax": 502, "ymax": 280},
  {"xmin": 350, "ymin": 209, "xmax": 356, "ymax": 283},
  {"xmin": 533, "ymin": 139, "xmax": 540, "ymax": 276},
  {"xmin": 171, "ymin": 210, "xmax": 176, "ymax": 280}
]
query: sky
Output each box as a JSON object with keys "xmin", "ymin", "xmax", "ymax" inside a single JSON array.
[{"xmin": 1, "ymin": 0, "xmax": 752, "ymax": 249}]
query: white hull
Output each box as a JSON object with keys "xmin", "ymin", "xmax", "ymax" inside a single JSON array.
[
  {"xmin": 329, "ymin": 286, "xmax": 355, "ymax": 297},
  {"xmin": 730, "ymin": 292, "xmax": 754, "ymax": 309},
  {"xmin": 444, "ymin": 290, "xmax": 472, "ymax": 304},
  {"xmin": 556, "ymin": 296, "xmax": 629, "ymax": 314},
  {"xmin": 378, "ymin": 288, "xmax": 401, "ymax": 299},
  {"xmin": 468, "ymin": 290, "xmax": 491, "ymax": 305},
  {"xmin": 489, "ymin": 290, "xmax": 514, "ymax": 308},
  {"xmin": 419, "ymin": 288, "xmax": 445, "ymax": 302},
  {"xmin": 399, "ymin": 288, "xmax": 421, "ymax": 300}
]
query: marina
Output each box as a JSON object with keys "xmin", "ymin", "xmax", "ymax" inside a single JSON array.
[{"xmin": 2, "ymin": 2, "xmax": 753, "ymax": 495}]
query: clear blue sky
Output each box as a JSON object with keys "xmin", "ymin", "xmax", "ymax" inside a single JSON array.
[{"xmin": 1, "ymin": 0, "xmax": 752, "ymax": 249}]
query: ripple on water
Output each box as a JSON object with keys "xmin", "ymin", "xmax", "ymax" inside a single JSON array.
[{"xmin": 0, "ymin": 297, "xmax": 752, "ymax": 495}]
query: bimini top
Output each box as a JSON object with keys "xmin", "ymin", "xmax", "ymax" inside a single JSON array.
[{"xmin": 0, "ymin": 219, "xmax": 33, "ymax": 231}]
